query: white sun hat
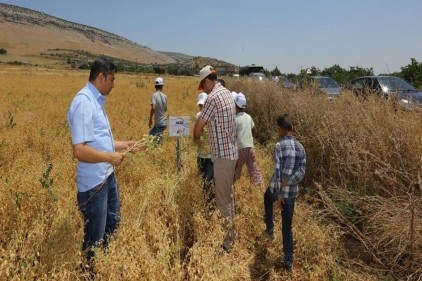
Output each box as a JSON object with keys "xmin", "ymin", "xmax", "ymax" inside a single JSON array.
[
  {"xmin": 155, "ymin": 77, "xmax": 164, "ymax": 86},
  {"xmin": 235, "ymin": 93, "xmax": 247, "ymax": 108}
]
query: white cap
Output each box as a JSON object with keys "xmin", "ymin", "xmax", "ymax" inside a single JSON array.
[
  {"xmin": 197, "ymin": 92, "xmax": 208, "ymax": 105},
  {"xmin": 155, "ymin": 77, "xmax": 164, "ymax": 86},
  {"xmin": 198, "ymin": 65, "xmax": 216, "ymax": 90},
  {"xmin": 231, "ymin": 91, "xmax": 237, "ymax": 100},
  {"xmin": 235, "ymin": 93, "xmax": 247, "ymax": 108}
]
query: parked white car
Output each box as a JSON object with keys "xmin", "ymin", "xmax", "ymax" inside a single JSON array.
[{"xmin": 249, "ymin": 72, "xmax": 266, "ymax": 81}]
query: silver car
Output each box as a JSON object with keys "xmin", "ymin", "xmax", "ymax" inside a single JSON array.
[
  {"xmin": 349, "ymin": 76, "xmax": 422, "ymax": 108},
  {"xmin": 249, "ymin": 72, "xmax": 266, "ymax": 81},
  {"xmin": 308, "ymin": 76, "xmax": 341, "ymax": 99}
]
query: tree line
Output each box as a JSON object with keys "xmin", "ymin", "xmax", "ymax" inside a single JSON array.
[
  {"xmin": 269, "ymin": 58, "xmax": 422, "ymax": 89},
  {"xmin": 1, "ymin": 46, "xmax": 421, "ymax": 89}
]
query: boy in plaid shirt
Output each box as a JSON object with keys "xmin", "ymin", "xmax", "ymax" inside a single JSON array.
[{"xmin": 263, "ymin": 114, "xmax": 306, "ymax": 271}]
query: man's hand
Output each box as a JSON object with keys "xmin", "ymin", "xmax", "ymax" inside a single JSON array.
[
  {"xmin": 109, "ymin": 152, "xmax": 124, "ymax": 166},
  {"xmin": 123, "ymin": 141, "xmax": 135, "ymax": 150},
  {"xmin": 193, "ymin": 137, "xmax": 201, "ymax": 146},
  {"xmin": 276, "ymin": 197, "xmax": 285, "ymax": 209},
  {"xmin": 129, "ymin": 143, "xmax": 142, "ymax": 153},
  {"xmin": 148, "ymin": 119, "xmax": 153, "ymax": 129},
  {"xmin": 114, "ymin": 140, "xmax": 139, "ymax": 153},
  {"xmin": 193, "ymin": 118, "xmax": 206, "ymax": 142},
  {"xmin": 122, "ymin": 141, "xmax": 142, "ymax": 154}
]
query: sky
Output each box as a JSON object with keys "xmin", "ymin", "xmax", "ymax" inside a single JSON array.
[{"xmin": 2, "ymin": 0, "xmax": 422, "ymax": 74}]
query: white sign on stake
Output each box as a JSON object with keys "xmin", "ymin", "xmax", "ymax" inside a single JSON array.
[{"xmin": 169, "ymin": 116, "xmax": 190, "ymax": 137}]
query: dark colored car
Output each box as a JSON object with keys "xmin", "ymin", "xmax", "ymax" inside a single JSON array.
[
  {"xmin": 280, "ymin": 76, "xmax": 295, "ymax": 89},
  {"xmin": 349, "ymin": 76, "xmax": 422, "ymax": 108}
]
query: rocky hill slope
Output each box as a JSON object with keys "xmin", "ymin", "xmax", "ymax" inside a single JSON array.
[
  {"xmin": 0, "ymin": 3, "xmax": 175, "ymax": 64},
  {"xmin": 0, "ymin": 3, "xmax": 237, "ymax": 73}
]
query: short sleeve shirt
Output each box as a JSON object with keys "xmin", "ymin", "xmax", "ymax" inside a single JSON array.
[
  {"xmin": 67, "ymin": 82, "xmax": 114, "ymax": 192},
  {"xmin": 235, "ymin": 112, "xmax": 255, "ymax": 149},
  {"xmin": 200, "ymin": 83, "xmax": 238, "ymax": 160},
  {"xmin": 151, "ymin": 91, "xmax": 167, "ymax": 126}
]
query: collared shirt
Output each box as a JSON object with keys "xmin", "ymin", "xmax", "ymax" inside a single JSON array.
[
  {"xmin": 235, "ymin": 112, "xmax": 255, "ymax": 149},
  {"xmin": 67, "ymin": 82, "xmax": 115, "ymax": 192},
  {"xmin": 151, "ymin": 91, "xmax": 167, "ymax": 126},
  {"xmin": 201, "ymin": 83, "xmax": 238, "ymax": 160},
  {"xmin": 269, "ymin": 135, "xmax": 306, "ymax": 198}
]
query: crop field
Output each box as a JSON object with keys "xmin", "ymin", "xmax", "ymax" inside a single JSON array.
[{"xmin": 0, "ymin": 65, "xmax": 421, "ymax": 280}]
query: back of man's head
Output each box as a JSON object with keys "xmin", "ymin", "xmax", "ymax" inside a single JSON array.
[
  {"xmin": 155, "ymin": 77, "xmax": 164, "ymax": 90},
  {"xmin": 276, "ymin": 114, "xmax": 293, "ymax": 131}
]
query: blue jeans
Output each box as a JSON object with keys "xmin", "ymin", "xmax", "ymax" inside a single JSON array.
[
  {"xmin": 149, "ymin": 125, "xmax": 166, "ymax": 145},
  {"xmin": 264, "ymin": 188, "xmax": 296, "ymax": 266},
  {"xmin": 77, "ymin": 173, "xmax": 121, "ymax": 261},
  {"xmin": 197, "ymin": 157, "xmax": 215, "ymax": 206}
]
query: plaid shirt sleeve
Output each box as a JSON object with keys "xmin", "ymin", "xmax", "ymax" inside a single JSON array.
[
  {"xmin": 201, "ymin": 97, "xmax": 215, "ymax": 123},
  {"xmin": 281, "ymin": 140, "xmax": 306, "ymax": 185},
  {"xmin": 269, "ymin": 142, "xmax": 282, "ymax": 193}
]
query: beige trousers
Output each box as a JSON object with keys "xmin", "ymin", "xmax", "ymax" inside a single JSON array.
[{"xmin": 213, "ymin": 158, "xmax": 237, "ymax": 250}]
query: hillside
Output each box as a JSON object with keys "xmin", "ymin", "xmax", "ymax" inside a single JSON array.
[
  {"xmin": 0, "ymin": 3, "xmax": 174, "ymax": 65},
  {"xmin": 0, "ymin": 3, "xmax": 237, "ymax": 72}
]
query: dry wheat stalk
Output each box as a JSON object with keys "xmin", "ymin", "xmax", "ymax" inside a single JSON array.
[{"xmin": 122, "ymin": 135, "xmax": 156, "ymax": 155}]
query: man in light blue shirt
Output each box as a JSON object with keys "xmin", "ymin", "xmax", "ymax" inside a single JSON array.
[{"xmin": 67, "ymin": 59, "xmax": 137, "ymax": 263}]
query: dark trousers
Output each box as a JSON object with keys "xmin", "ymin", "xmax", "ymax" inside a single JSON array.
[
  {"xmin": 149, "ymin": 125, "xmax": 166, "ymax": 145},
  {"xmin": 264, "ymin": 188, "xmax": 296, "ymax": 266},
  {"xmin": 197, "ymin": 157, "xmax": 215, "ymax": 206},
  {"xmin": 77, "ymin": 173, "xmax": 120, "ymax": 261}
]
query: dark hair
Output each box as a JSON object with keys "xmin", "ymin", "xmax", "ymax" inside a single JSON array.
[
  {"xmin": 207, "ymin": 72, "xmax": 218, "ymax": 81},
  {"xmin": 217, "ymin": 78, "xmax": 226, "ymax": 87},
  {"xmin": 89, "ymin": 59, "xmax": 117, "ymax": 81},
  {"xmin": 276, "ymin": 114, "xmax": 293, "ymax": 131},
  {"xmin": 155, "ymin": 85, "xmax": 163, "ymax": 90}
]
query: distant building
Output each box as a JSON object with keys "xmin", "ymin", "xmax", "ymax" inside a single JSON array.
[{"xmin": 216, "ymin": 67, "xmax": 229, "ymax": 75}]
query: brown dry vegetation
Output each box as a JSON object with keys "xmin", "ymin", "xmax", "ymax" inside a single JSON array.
[{"xmin": 0, "ymin": 65, "xmax": 421, "ymax": 281}]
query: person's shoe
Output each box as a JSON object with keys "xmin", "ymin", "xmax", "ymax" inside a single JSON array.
[
  {"xmin": 79, "ymin": 261, "xmax": 96, "ymax": 280},
  {"xmin": 283, "ymin": 262, "xmax": 293, "ymax": 272},
  {"xmin": 262, "ymin": 229, "xmax": 274, "ymax": 241},
  {"xmin": 218, "ymin": 244, "xmax": 231, "ymax": 255}
]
